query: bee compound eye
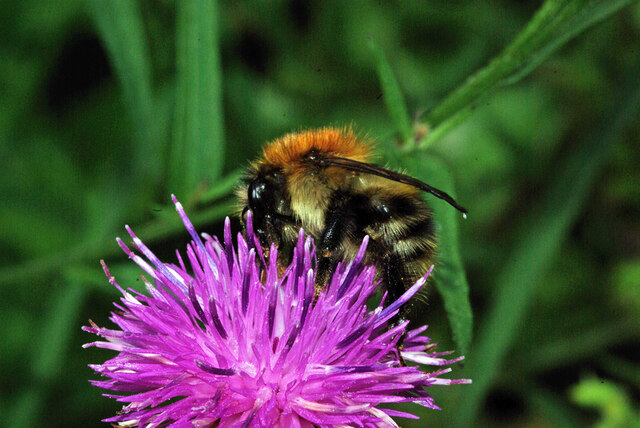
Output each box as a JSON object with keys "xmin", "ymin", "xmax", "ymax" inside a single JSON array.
[
  {"xmin": 249, "ymin": 176, "xmax": 278, "ymax": 212},
  {"xmin": 249, "ymin": 179, "xmax": 265, "ymax": 205},
  {"xmin": 304, "ymin": 150, "xmax": 319, "ymax": 161}
]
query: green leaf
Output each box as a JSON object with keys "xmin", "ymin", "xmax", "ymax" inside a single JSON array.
[
  {"xmin": 422, "ymin": 0, "xmax": 637, "ymax": 148},
  {"xmin": 87, "ymin": 0, "xmax": 159, "ymax": 188},
  {"xmin": 135, "ymin": 199, "xmax": 236, "ymax": 243},
  {"xmin": 33, "ymin": 274, "xmax": 87, "ymax": 383},
  {"xmin": 504, "ymin": 0, "xmax": 639, "ymax": 85},
  {"xmin": 517, "ymin": 318, "xmax": 640, "ymax": 374},
  {"xmin": 8, "ymin": 273, "xmax": 87, "ymax": 428},
  {"xmin": 611, "ymin": 259, "xmax": 640, "ymax": 314},
  {"xmin": 170, "ymin": 0, "xmax": 225, "ymax": 201},
  {"xmin": 453, "ymin": 66, "xmax": 640, "ymax": 428},
  {"xmin": 402, "ymin": 153, "xmax": 473, "ymax": 355},
  {"xmin": 7, "ymin": 387, "xmax": 42, "ymax": 428},
  {"xmin": 369, "ymin": 40, "xmax": 414, "ymax": 147},
  {"xmin": 570, "ymin": 378, "xmax": 637, "ymax": 428},
  {"xmin": 0, "ymin": 138, "xmax": 86, "ymax": 255}
]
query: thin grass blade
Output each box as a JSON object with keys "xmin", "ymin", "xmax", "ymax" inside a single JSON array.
[
  {"xmin": 170, "ymin": 0, "xmax": 225, "ymax": 201},
  {"xmin": 369, "ymin": 40, "xmax": 414, "ymax": 147},
  {"xmin": 453, "ymin": 69, "xmax": 640, "ymax": 427},
  {"xmin": 87, "ymin": 0, "xmax": 159, "ymax": 188},
  {"xmin": 403, "ymin": 153, "xmax": 473, "ymax": 355},
  {"xmin": 423, "ymin": 0, "xmax": 636, "ymax": 147}
]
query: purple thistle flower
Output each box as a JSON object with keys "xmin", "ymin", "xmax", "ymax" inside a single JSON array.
[{"xmin": 84, "ymin": 196, "xmax": 469, "ymax": 427}]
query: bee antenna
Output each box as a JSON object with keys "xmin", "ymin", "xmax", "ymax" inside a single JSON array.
[
  {"xmin": 416, "ymin": 182, "xmax": 468, "ymax": 215},
  {"xmin": 318, "ymin": 155, "xmax": 468, "ymax": 215}
]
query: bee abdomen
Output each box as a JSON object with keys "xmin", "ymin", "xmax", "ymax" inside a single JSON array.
[
  {"xmin": 389, "ymin": 217, "xmax": 436, "ymax": 257},
  {"xmin": 360, "ymin": 192, "xmax": 436, "ymax": 285},
  {"xmin": 366, "ymin": 193, "xmax": 435, "ymax": 251}
]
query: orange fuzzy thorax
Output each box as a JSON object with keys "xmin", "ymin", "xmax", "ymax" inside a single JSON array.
[
  {"xmin": 261, "ymin": 127, "xmax": 372, "ymax": 169},
  {"xmin": 249, "ymin": 128, "xmax": 374, "ymax": 235}
]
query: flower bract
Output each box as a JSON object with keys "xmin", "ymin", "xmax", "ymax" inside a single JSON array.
[{"xmin": 84, "ymin": 195, "xmax": 469, "ymax": 427}]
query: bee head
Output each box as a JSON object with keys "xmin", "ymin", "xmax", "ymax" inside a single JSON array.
[
  {"xmin": 243, "ymin": 168, "xmax": 291, "ymax": 249},
  {"xmin": 248, "ymin": 169, "xmax": 284, "ymax": 208}
]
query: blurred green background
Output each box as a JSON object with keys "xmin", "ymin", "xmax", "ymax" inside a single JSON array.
[{"xmin": 1, "ymin": 1, "xmax": 639, "ymax": 427}]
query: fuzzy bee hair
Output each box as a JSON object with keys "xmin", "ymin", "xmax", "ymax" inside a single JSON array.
[{"xmin": 237, "ymin": 127, "xmax": 466, "ymax": 318}]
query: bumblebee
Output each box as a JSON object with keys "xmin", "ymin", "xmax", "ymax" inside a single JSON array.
[{"xmin": 237, "ymin": 128, "xmax": 466, "ymax": 317}]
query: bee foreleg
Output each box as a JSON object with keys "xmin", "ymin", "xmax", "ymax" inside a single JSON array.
[{"xmin": 315, "ymin": 196, "xmax": 353, "ymax": 289}]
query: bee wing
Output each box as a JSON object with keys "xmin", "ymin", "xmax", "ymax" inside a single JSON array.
[{"xmin": 319, "ymin": 155, "xmax": 467, "ymax": 214}]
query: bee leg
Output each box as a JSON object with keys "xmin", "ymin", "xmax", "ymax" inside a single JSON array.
[
  {"xmin": 316, "ymin": 212, "xmax": 343, "ymax": 281},
  {"xmin": 383, "ymin": 252, "xmax": 411, "ymax": 366},
  {"xmin": 315, "ymin": 200, "xmax": 351, "ymax": 289},
  {"xmin": 383, "ymin": 252, "xmax": 414, "ymax": 319},
  {"xmin": 316, "ymin": 257, "xmax": 338, "ymax": 293}
]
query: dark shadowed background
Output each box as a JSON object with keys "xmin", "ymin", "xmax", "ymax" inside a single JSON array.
[{"xmin": 1, "ymin": 1, "xmax": 639, "ymax": 427}]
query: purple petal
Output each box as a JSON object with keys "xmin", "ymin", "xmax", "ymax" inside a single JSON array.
[{"xmin": 84, "ymin": 197, "xmax": 468, "ymax": 427}]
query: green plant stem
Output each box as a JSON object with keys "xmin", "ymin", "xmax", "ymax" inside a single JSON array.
[
  {"xmin": 420, "ymin": 0, "xmax": 636, "ymax": 149},
  {"xmin": 425, "ymin": 0, "xmax": 568, "ymax": 127},
  {"xmin": 199, "ymin": 168, "xmax": 244, "ymax": 203},
  {"xmin": 0, "ymin": 199, "xmax": 236, "ymax": 286},
  {"xmin": 420, "ymin": 103, "xmax": 475, "ymax": 148}
]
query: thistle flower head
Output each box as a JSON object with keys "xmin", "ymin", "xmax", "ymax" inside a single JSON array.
[{"xmin": 84, "ymin": 196, "xmax": 469, "ymax": 427}]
